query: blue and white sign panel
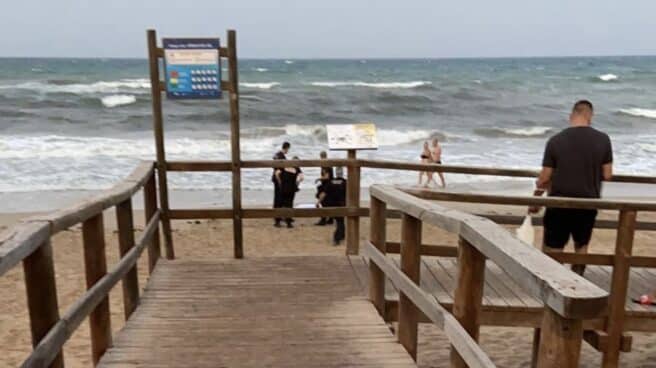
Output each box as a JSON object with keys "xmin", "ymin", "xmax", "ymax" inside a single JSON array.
[{"xmin": 163, "ymin": 38, "xmax": 221, "ymax": 99}]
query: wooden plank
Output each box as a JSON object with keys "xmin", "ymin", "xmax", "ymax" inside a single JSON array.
[
  {"xmin": 82, "ymin": 213, "xmax": 113, "ymax": 365},
  {"xmin": 346, "ymin": 149, "xmax": 361, "ymax": 255},
  {"xmin": 116, "ymin": 199, "xmax": 139, "ymax": 320},
  {"xmin": 227, "ymin": 29, "xmax": 243, "ymax": 259},
  {"xmin": 450, "ymin": 236, "xmax": 486, "ymax": 368},
  {"xmin": 603, "ymin": 210, "xmax": 636, "ymax": 368},
  {"xmin": 369, "ymin": 196, "xmax": 387, "ymax": 316},
  {"xmin": 397, "ymin": 214, "xmax": 421, "ymax": 360},
  {"xmin": 147, "ymin": 29, "xmax": 175, "ymax": 260},
  {"xmin": 22, "ymin": 240, "xmax": 64, "ymax": 368},
  {"xmin": 144, "ymin": 172, "xmax": 161, "ymax": 273},
  {"xmin": 241, "ymin": 159, "xmax": 353, "ymax": 169},
  {"xmin": 166, "ymin": 160, "xmax": 232, "ymax": 172},
  {"xmin": 386, "ymin": 242, "xmax": 458, "ymax": 257}
]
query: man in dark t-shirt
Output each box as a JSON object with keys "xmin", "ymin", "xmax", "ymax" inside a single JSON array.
[
  {"xmin": 272, "ymin": 142, "xmax": 290, "ymax": 227},
  {"xmin": 530, "ymin": 100, "xmax": 613, "ymax": 274}
]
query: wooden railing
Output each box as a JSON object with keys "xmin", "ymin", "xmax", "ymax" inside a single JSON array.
[
  {"xmin": 0, "ymin": 161, "xmax": 161, "ymax": 368},
  {"xmin": 367, "ymin": 185, "xmax": 610, "ymax": 367}
]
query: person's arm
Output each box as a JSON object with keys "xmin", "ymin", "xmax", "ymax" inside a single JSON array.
[
  {"xmin": 275, "ymin": 169, "xmax": 282, "ymax": 185},
  {"xmin": 297, "ymin": 172, "xmax": 305, "ymax": 184},
  {"xmin": 528, "ymin": 167, "xmax": 552, "ymax": 214},
  {"xmin": 602, "ymin": 136, "xmax": 613, "ymax": 181},
  {"xmin": 316, "ymin": 192, "xmax": 326, "ymax": 207},
  {"xmin": 603, "ymin": 163, "xmax": 613, "ymax": 181}
]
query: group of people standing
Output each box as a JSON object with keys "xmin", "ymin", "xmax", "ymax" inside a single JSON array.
[{"xmin": 271, "ymin": 143, "xmax": 347, "ymax": 245}]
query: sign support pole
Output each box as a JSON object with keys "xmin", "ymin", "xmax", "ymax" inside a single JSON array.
[
  {"xmin": 147, "ymin": 29, "xmax": 175, "ymax": 259},
  {"xmin": 227, "ymin": 30, "xmax": 243, "ymax": 259}
]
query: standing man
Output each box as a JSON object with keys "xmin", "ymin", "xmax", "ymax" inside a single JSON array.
[
  {"xmin": 317, "ymin": 167, "xmax": 347, "ymax": 246},
  {"xmin": 530, "ymin": 100, "xmax": 613, "ymax": 275},
  {"xmin": 315, "ymin": 150, "xmax": 334, "ymax": 226},
  {"xmin": 272, "ymin": 142, "xmax": 290, "ymax": 227}
]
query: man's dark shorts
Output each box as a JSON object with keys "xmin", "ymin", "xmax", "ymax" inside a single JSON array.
[{"xmin": 543, "ymin": 208, "xmax": 598, "ymax": 249}]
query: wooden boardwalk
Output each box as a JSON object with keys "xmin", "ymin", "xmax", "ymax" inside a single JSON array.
[{"xmin": 98, "ymin": 256, "xmax": 416, "ymax": 368}]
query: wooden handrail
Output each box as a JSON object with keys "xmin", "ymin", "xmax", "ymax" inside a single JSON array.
[
  {"xmin": 365, "ymin": 242, "xmax": 496, "ymax": 368},
  {"xmin": 403, "ymin": 187, "xmax": 656, "ymax": 212},
  {"xmin": 21, "ymin": 211, "xmax": 160, "ymax": 368},
  {"xmin": 371, "ymin": 184, "xmax": 609, "ymax": 319}
]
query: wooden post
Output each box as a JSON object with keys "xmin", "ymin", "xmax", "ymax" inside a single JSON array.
[
  {"xmin": 602, "ymin": 210, "xmax": 637, "ymax": 368},
  {"xmin": 144, "ymin": 171, "xmax": 161, "ymax": 273},
  {"xmin": 227, "ymin": 29, "xmax": 243, "ymax": 259},
  {"xmin": 116, "ymin": 199, "xmax": 139, "ymax": 320},
  {"xmin": 346, "ymin": 149, "xmax": 360, "ymax": 255},
  {"xmin": 369, "ymin": 195, "xmax": 387, "ymax": 317},
  {"xmin": 450, "ymin": 236, "xmax": 486, "ymax": 368},
  {"xmin": 82, "ymin": 213, "xmax": 112, "ymax": 365},
  {"xmin": 398, "ymin": 214, "xmax": 421, "ymax": 361},
  {"xmin": 536, "ymin": 308, "xmax": 584, "ymax": 368},
  {"xmin": 147, "ymin": 29, "xmax": 175, "ymax": 260},
  {"xmin": 22, "ymin": 240, "xmax": 64, "ymax": 368}
]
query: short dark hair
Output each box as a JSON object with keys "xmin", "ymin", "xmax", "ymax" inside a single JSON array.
[
  {"xmin": 572, "ymin": 100, "xmax": 594, "ymax": 114},
  {"xmin": 282, "ymin": 142, "xmax": 291, "ymax": 149}
]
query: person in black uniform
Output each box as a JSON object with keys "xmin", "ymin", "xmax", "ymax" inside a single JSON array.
[
  {"xmin": 317, "ymin": 167, "xmax": 347, "ymax": 245},
  {"xmin": 315, "ymin": 151, "xmax": 335, "ymax": 226},
  {"xmin": 530, "ymin": 100, "xmax": 613, "ymax": 275},
  {"xmin": 275, "ymin": 156, "xmax": 304, "ymax": 228},
  {"xmin": 272, "ymin": 142, "xmax": 290, "ymax": 227}
]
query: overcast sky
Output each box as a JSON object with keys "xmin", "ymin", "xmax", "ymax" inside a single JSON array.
[{"xmin": 2, "ymin": 0, "xmax": 655, "ymax": 59}]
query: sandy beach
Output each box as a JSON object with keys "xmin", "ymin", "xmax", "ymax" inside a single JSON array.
[{"xmin": 2, "ymin": 203, "xmax": 656, "ymax": 367}]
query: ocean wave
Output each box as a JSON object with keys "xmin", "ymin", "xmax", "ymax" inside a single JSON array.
[
  {"xmin": 240, "ymin": 82, "xmax": 280, "ymax": 89},
  {"xmin": 284, "ymin": 60, "xmax": 294, "ymax": 64},
  {"xmin": 598, "ymin": 74, "xmax": 618, "ymax": 82},
  {"xmin": 618, "ymin": 108, "xmax": 656, "ymax": 120},
  {"xmin": 254, "ymin": 68, "xmax": 269, "ymax": 72},
  {"xmin": 638, "ymin": 143, "xmax": 656, "ymax": 153},
  {"xmin": 283, "ymin": 124, "xmax": 325, "ymax": 137},
  {"xmin": 101, "ymin": 95, "xmax": 137, "ymax": 108},
  {"xmin": 377, "ymin": 129, "xmax": 432, "ymax": 146},
  {"xmin": 0, "ymin": 78, "xmax": 151, "ymax": 94},
  {"xmin": 309, "ymin": 81, "xmax": 432, "ymax": 89},
  {"xmin": 474, "ymin": 126, "xmax": 553, "ymax": 138}
]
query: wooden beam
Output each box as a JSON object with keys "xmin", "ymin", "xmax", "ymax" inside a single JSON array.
[
  {"xmin": 536, "ymin": 308, "xmax": 584, "ymax": 368},
  {"xmin": 116, "ymin": 199, "xmax": 139, "ymax": 320},
  {"xmin": 450, "ymin": 236, "xmax": 486, "ymax": 368},
  {"xmin": 346, "ymin": 149, "xmax": 361, "ymax": 255},
  {"xmin": 0, "ymin": 222, "xmax": 50, "ymax": 277},
  {"xmin": 166, "ymin": 160, "xmax": 232, "ymax": 172},
  {"xmin": 386, "ymin": 242, "xmax": 458, "ymax": 257},
  {"xmin": 147, "ymin": 29, "xmax": 175, "ymax": 260},
  {"xmin": 82, "ymin": 213, "xmax": 112, "ymax": 365},
  {"xmin": 398, "ymin": 214, "xmax": 421, "ymax": 361},
  {"xmin": 241, "ymin": 159, "xmax": 354, "ymax": 169},
  {"xmin": 603, "ymin": 210, "xmax": 637, "ymax": 368},
  {"xmin": 227, "ymin": 29, "xmax": 243, "ymax": 259},
  {"xmin": 583, "ymin": 330, "xmax": 632, "ymax": 353},
  {"xmin": 368, "ymin": 196, "xmax": 387, "ymax": 317},
  {"xmin": 22, "ymin": 240, "xmax": 64, "ymax": 368},
  {"xmin": 144, "ymin": 172, "xmax": 161, "ymax": 273}
]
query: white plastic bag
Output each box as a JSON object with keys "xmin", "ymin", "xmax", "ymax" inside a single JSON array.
[{"xmin": 516, "ymin": 215, "xmax": 535, "ymax": 246}]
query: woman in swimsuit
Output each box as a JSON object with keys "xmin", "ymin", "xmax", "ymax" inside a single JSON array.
[
  {"xmin": 431, "ymin": 137, "xmax": 446, "ymax": 188},
  {"xmin": 418, "ymin": 141, "xmax": 434, "ymax": 187}
]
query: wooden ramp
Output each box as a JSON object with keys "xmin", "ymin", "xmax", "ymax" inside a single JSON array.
[{"xmin": 98, "ymin": 256, "xmax": 416, "ymax": 368}]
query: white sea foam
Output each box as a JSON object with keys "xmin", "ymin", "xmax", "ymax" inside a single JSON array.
[
  {"xmin": 476, "ymin": 126, "xmax": 553, "ymax": 138},
  {"xmin": 0, "ymin": 78, "xmax": 151, "ymax": 94},
  {"xmin": 618, "ymin": 108, "xmax": 656, "ymax": 120},
  {"xmin": 598, "ymin": 73, "xmax": 618, "ymax": 81},
  {"xmin": 240, "ymin": 82, "xmax": 280, "ymax": 89},
  {"xmin": 101, "ymin": 95, "xmax": 136, "ymax": 108},
  {"xmin": 309, "ymin": 81, "xmax": 431, "ymax": 89},
  {"xmin": 377, "ymin": 129, "xmax": 431, "ymax": 146},
  {"xmin": 284, "ymin": 60, "xmax": 294, "ymax": 64},
  {"xmin": 283, "ymin": 124, "xmax": 325, "ymax": 137},
  {"xmin": 254, "ymin": 67, "xmax": 269, "ymax": 72}
]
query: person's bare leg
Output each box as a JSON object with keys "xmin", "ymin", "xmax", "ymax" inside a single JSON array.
[
  {"xmin": 571, "ymin": 243, "xmax": 588, "ymax": 276},
  {"xmin": 438, "ymin": 171, "xmax": 446, "ymax": 188}
]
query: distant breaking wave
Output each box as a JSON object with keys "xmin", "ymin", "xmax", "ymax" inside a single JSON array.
[
  {"xmin": 0, "ymin": 79, "xmax": 151, "ymax": 94},
  {"xmin": 598, "ymin": 74, "xmax": 618, "ymax": 82},
  {"xmin": 618, "ymin": 108, "xmax": 656, "ymax": 120},
  {"xmin": 474, "ymin": 126, "xmax": 553, "ymax": 138},
  {"xmin": 309, "ymin": 81, "xmax": 432, "ymax": 89},
  {"xmin": 254, "ymin": 68, "xmax": 269, "ymax": 72},
  {"xmin": 101, "ymin": 95, "xmax": 137, "ymax": 108},
  {"xmin": 240, "ymin": 82, "xmax": 280, "ymax": 89}
]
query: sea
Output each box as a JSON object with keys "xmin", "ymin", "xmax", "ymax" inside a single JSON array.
[{"xmin": 1, "ymin": 56, "xmax": 656, "ymax": 211}]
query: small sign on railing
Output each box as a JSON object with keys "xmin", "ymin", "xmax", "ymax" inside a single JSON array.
[
  {"xmin": 163, "ymin": 38, "xmax": 222, "ymax": 99},
  {"xmin": 326, "ymin": 123, "xmax": 378, "ymax": 151}
]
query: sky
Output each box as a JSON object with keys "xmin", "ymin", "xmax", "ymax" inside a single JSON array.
[{"xmin": 1, "ymin": 0, "xmax": 655, "ymax": 59}]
